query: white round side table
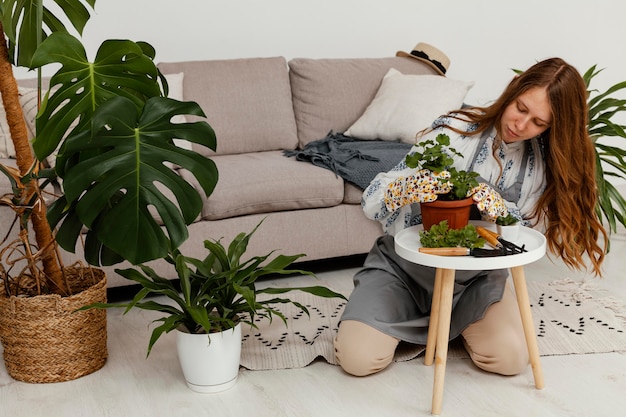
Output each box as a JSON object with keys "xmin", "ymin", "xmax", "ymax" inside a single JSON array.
[{"xmin": 394, "ymin": 221, "xmax": 547, "ymax": 415}]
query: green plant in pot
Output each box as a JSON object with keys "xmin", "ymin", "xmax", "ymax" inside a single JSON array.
[
  {"xmin": 405, "ymin": 133, "xmax": 479, "ymax": 230},
  {"xmin": 495, "ymin": 213, "xmax": 521, "ymax": 241},
  {"xmin": 85, "ymin": 219, "xmax": 347, "ymax": 393},
  {"xmin": 0, "ymin": 0, "xmax": 217, "ymax": 383}
]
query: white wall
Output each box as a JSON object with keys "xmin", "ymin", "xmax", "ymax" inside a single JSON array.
[
  {"xmin": 15, "ymin": 0, "xmax": 626, "ymax": 104},
  {"xmin": 11, "ymin": 0, "xmax": 626, "ymax": 183},
  {"xmin": 25, "ymin": 0, "xmax": 620, "ymax": 106}
]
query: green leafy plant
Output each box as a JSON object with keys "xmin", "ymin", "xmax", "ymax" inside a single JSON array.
[
  {"xmin": 419, "ymin": 221, "xmax": 485, "ymax": 248},
  {"xmin": 405, "ymin": 133, "xmax": 479, "ymax": 200},
  {"xmin": 584, "ymin": 65, "xmax": 626, "ymax": 233},
  {"xmin": 495, "ymin": 214, "xmax": 519, "ymax": 226},
  {"xmin": 84, "ymin": 220, "xmax": 347, "ymax": 356},
  {"xmin": 405, "ymin": 133, "xmax": 461, "ymax": 172},
  {"xmin": 446, "ymin": 168, "xmax": 480, "ymax": 200},
  {"xmin": 0, "ymin": 0, "xmax": 218, "ymax": 296}
]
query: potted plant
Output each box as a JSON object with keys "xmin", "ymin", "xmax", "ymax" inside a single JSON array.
[
  {"xmin": 405, "ymin": 133, "xmax": 479, "ymax": 230},
  {"xmin": 0, "ymin": 0, "xmax": 218, "ymax": 383},
  {"xmin": 85, "ymin": 220, "xmax": 347, "ymax": 393},
  {"xmin": 495, "ymin": 213, "xmax": 520, "ymax": 241}
]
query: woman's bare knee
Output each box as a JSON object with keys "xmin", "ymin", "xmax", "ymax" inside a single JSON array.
[{"xmin": 334, "ymin": 320, "xmax": 399, "ymax": 376}]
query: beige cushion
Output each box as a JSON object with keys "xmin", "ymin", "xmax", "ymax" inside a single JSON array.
[
  {"xmin": 158, "ymin": 57, "xmax": 298, "ymax": 156},
  {"xmin": 344, "ymin": 69, "xmax": 473, "ymax": 144},
  {"xmin": 162, "ymin": 72, "xmax": 188, "ymax": 130},
  {"xmin": 179, "ymin": 151, "xmax": 344, "ymax": 220},
  {"xmin": 289, "ymin": 57, "xmax": 439, "ymax": 148},
  {"xmin": 343, "ymin": 182, "xmax": 364, "ymax": 205}
]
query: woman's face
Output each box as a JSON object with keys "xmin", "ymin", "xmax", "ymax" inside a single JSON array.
[{"xmin": 500, "ymin": 86, "xmax": 552, "ymax": 144}]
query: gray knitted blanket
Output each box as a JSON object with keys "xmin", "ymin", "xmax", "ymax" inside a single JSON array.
[{"xmin": 284, "ymin": 132, "xmax": 412, "ymax": 189}]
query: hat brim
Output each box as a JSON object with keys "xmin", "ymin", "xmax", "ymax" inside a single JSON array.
[{"xmin": 396, "ymin": 51, "xmax": 446, "ymax": 76}]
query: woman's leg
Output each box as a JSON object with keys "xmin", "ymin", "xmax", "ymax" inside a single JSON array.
[
  {"xmin": 461, "ymin": 283, "xmax": 529, "ymax": 375},
  {"xmin": 334, "ymin": 320, "xmax": 399, "ymax": 376}
]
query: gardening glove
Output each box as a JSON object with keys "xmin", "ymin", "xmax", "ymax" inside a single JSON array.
[
  {"xmin": 470, "ymin": 183, "xmax": 509, "ymax": 222},
  {"xmin": 385, "ymin": 169, "xmax": 452, "ymax": 212}
]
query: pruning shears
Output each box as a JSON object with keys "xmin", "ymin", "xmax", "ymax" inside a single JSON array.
[{"xmin": 476, "ymin": 226, "xmax": 527, "ymax": 254}]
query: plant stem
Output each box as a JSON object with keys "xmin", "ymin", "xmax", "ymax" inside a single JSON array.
[{"xmin": 0, "ymin": 22, "xmax": 67, "ymax": 295}]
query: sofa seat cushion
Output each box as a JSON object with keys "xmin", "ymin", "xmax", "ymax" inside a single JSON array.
[
  {"xmin": 158, "ymin": 57, "xmax": 299, "ymax": 156},
  {"xmin": 343, "ymin": 182, "xmax": 364, "ymax": 205},
  {"xmin": 179, "ymin": 151, "xmax": 344, "ymax": 221},
  {"xmin": 289, "ymin": 57, "xmax": 438, "ymax": 148}
]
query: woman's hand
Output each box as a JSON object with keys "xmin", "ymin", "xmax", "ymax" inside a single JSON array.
[
  {"xmin": 384, "ymin": 169, "xmax": 451, "ymax": 211},
  {"xmin": 471, "ymin": 183, "xmax": 508, "ymax": 221}
]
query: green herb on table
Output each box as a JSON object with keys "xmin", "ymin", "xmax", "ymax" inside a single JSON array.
[{"xmin": 419, "ymin": 221, "xmax": 486, "ymax": 249}]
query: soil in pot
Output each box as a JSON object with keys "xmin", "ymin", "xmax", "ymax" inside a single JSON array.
[
  {"xmin": 420, "ymin": 197, "xmax": 474, "ymax": 231},
  {"xmin": 0, "ymin": 267, "xmax": 108, "ymax": 383}
]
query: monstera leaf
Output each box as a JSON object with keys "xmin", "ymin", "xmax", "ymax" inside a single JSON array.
[
  {"xmin": 47, "ymin": 96, "xmax": 218, "ymax": 266},
  {"xmin": 30, "ymin": 32, "xmax": 162, "ymax": 160},
  {"xmin": 0, "ymin": 0, "xmax": 95, "ymax": 67}
]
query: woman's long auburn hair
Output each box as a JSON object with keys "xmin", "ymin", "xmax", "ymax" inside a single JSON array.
[{"xmin": 443, "ymin": 58, "xmax": 607, "ymax": 276}]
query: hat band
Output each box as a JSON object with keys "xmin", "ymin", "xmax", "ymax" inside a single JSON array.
[{"xmin": 410, "ymin": 50, "xmax": 446, "ymax": 74}]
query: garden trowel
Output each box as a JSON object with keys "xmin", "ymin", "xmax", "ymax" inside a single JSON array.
[{"xmin": 418, "ymin": 247, "xmax": 507, "ymax": 257}]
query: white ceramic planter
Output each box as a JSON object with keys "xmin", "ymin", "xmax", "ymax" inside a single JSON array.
[
  {"xmin": 176, "ymin": 323, "xmax": 242, "ymax": 393},
  {"xmin": 497, "ymin": 223, "xmax": 520, "ymax": 242}
]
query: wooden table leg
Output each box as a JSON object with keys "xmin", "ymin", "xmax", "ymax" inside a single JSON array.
[
  {"xmin": 424, "ymin": 268, "xmax": 443, "ymax": 366},
  {"xmin": 431, "ymin": 268, "xmax": 455, "ymax": 415},
  {"xmin": 510, "ymin": 265, "xmax": 544, "ymax": 389}
]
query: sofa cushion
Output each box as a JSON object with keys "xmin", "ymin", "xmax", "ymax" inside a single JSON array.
[
  {"xmin": 343, "ymin": 182, "xmax": 364, "ymax": 205},
  {"xmin": 344, "ymin": 69, "xmax": 473, "ymax": 144},
  {"xmin": 288, "ymin": 57, "xmax": 438, "ymax": 148},
  {"xmin": 158, "ymin": 57, "xmax": 299, "ymax": 156},
  {"xmin": 179, "ymin": 151, "xmax": 344, "ymax": 221}
]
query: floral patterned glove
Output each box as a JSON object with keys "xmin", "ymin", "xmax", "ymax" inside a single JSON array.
[
  {"xmin": 384, "ymin": 169, "xmax": 452, "ymax": 212},
  {"xmin": 470, "ymin": 183, "xmax": 509, "ymax": 221}
]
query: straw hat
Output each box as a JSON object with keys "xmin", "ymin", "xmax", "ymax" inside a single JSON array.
[{"xmin": 396, "ymin": 42, "xmax": 450, "ymax": 76}]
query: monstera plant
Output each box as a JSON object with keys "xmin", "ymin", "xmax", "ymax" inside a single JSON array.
[
  {"xmin": 1, "ymin": 0, "xmax": 217, "ymax": 294},
  {"xmin": 0, "ymin": 0, "xmax": 217, "ymax": 383}
]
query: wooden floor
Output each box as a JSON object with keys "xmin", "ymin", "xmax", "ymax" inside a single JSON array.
[{"xmin": 1, "ymin": 230, "xmax": 625, "ymax": 417}]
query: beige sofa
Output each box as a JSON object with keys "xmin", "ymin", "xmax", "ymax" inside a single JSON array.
[{"xmin": 1, "ymin": 55, "xmax": 472, "ymax": 288}]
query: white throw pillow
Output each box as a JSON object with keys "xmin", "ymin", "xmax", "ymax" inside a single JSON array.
[
  {"xmin": 162, "ymin": 72, "xmax": 192, "ymax": 151},
  {"xmin": 344, "ymin": 68, "xmax": 473, "ymax": 144}
]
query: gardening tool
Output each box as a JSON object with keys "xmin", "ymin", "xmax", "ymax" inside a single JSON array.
[
  {"xmin": 476, "ymin": 226, "xmax": 527, "ymax": 254},
  {"xmin": 418, "ymin": 247, "xmax": 507, "ymax": 257}
]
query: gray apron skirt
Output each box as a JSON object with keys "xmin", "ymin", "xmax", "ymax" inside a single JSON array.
[{"xmin": 340, "ymin": 129, "xmax": 530, "ymax": 344}]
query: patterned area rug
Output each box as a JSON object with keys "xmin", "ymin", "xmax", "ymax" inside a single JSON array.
[{"xmin": 240, "ymin": 278, "xmax": 626, "ymax": 370}]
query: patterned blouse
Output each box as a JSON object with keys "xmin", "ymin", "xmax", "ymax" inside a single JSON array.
[{"xmin": 361, "ymin": 115, "xmax": 547, "ymax": 236}]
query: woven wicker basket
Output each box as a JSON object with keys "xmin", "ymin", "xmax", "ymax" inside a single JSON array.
[{"xmin": 0, "ymin": 267, "xmax": 108, "ymax": 383}]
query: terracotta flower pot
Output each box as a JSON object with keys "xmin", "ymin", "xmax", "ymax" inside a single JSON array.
[{"xmin": 420, "ymin": 197, "xmax": 474, "ymax": 231}]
